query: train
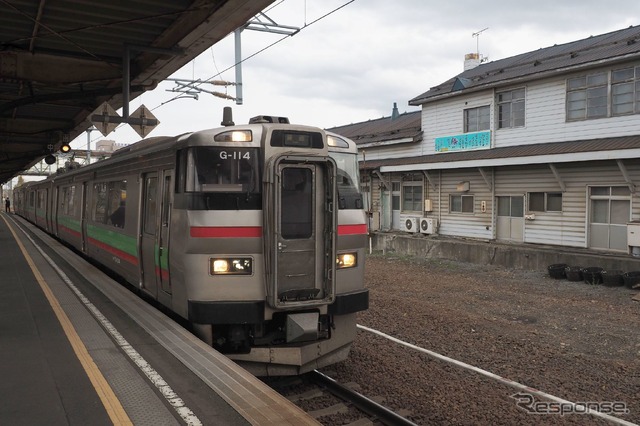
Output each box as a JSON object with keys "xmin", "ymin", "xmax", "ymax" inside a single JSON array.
[{"xmin": 13, "ymin": 112, "xmax": 369, "ymax": 376}]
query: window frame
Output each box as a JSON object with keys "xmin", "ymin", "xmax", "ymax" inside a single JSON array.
[
  {"xmin": 463, "ymin": 105, "xmax": 490, "ymax": 133},
  {"xmin": 528, "ymin": 192, "xmax": 563, "ymax": 212},
  {"xmin": 496, "ymin": 88, "xmax": 526, "ymax": 129},
  {"xmin": 450, "ymin": 194, "xmax": 474, "ymax": 214},
  {"xmin": 401, "ymin": 176, "xmax": 423, "ymax": 213}
]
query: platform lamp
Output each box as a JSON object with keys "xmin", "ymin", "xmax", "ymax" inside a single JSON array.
[{"xmin": 60, "ymin": 131, "xmax": 72, "ymax": 154}]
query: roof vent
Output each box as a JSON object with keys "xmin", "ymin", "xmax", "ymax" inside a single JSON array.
[{"xmin": 391, "ymin": 102, "xmax": 400, "ymax": 120}]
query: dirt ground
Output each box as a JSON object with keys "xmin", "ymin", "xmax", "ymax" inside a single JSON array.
[{"xmin": 325, "ymin": 253, "xmax": 640, "ymax": 425}]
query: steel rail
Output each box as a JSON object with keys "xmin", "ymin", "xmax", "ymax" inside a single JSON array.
[{"xmin": 309, "ymin": 370, "xmax": 418, "ymax": 426}]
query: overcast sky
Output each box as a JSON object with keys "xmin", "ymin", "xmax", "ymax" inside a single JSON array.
[{"xmin": 73, "ymin": 0, "xmax": 640, "ymax": 150}]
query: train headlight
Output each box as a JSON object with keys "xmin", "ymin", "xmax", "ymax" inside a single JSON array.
[
  {"xmin": 336, "ymin": 253, "xmax": 357, "ymax": 269},
  {"xmin": 210, "ymin": 258, "xmax": 253, "ymax": 275},
  {"xmin": 214, "ymin": 130, "xmax": 252, "ymax": 142}
]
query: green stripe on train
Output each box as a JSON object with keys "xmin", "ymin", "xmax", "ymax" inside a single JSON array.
[
  {"xmin": 87, "ymin": 224, "xmax": 138, "ymax": 257},
  {"xmin": 58, "ymin": 216, "xmax": 81, "ymax": 232}
]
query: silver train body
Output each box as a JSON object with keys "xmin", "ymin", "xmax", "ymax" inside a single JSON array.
[{"xmin": 14, "ymin": 117, "xmax": 368, "ymax": 376}]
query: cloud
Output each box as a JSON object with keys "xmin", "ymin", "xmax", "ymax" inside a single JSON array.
[{"xmin": 73, "ymin": 0, "xmax": 640, "ymax": 146}]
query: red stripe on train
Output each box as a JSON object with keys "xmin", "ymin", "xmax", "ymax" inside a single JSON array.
[
  {"xmin": 190, "ymin": 226, "xmax": 262, "ymax": 238},
  {"xmin": 337, "ymin": 224, "xmax": 368, "ymax": 235}
]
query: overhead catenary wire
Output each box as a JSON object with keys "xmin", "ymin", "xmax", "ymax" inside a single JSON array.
[
  {"xmin": 156, "ymin": 0, "xmax": 357, "ymax": 110},
  {"xmin": 73, "ymin": 0, "xmax": 357, "ymax": 152}
]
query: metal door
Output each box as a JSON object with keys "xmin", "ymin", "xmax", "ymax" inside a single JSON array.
[
  {"xmin": 496, "ymin": 196, "xmax": 524, "ymax": 241},
  {"xmin": 159, "ymin": 170, "xmax": 172, "ymax": 294},
  {"xmin": 276, "ymin": 165, "xmax": 324, "ymax": 302},
  {"xmin": 391, "ymin": 181, "xmax": 401, "ymax": 230},
  {"xmin": 589, "ymin": 186, "xmax": 630, "ymax": 251},
  {"xmin": 140, "ymin": 173, "xmax": 159, "ymax": 298}
]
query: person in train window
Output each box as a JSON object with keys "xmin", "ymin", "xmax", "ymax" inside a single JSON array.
[{"xmin": 109, "ymin": 200, "xmax": 126, "ymax": 228}]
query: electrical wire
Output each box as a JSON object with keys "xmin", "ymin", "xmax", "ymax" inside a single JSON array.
[
  {"xmin": 75, "ymin": 0, "xmax": 357, "ymax": 150},
  {"xmin": 155, "ymin": 0, "xmax": 357, "ymax": 110}
]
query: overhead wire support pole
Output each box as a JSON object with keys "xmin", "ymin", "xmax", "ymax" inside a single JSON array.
[
  {"xmin": 235, "ymin": 29, "xmax": 243, "ymax": 105},
  {"xmin": 234, "ymin": 12, "xmax": 300, "ymax": 105},
  {"xmin": 122, "ymin": 44, "xmax": 184, "ymax": 118}
]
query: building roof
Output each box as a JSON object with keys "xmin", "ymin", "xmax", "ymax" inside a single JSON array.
[
  {"xmin": 361, "ymin": 135, "xmax": 640, "ymax": 172},
  {"xmin": 327, "ymin": 110, "xmax": 422, "ymax": 147},
  {"xmin": 410, "ymin": 25, "xmax": 640, "ymax": 106}
]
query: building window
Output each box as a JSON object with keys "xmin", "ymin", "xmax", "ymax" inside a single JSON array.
[
  {"xmin": 464, "ymin": 105, "xmax": 490, "ymax": 132},
  {"xmin": 401, "ymin": 177, "xmax": 423, "ymax": 212},
  {"xmin": 611, "ymin": 66, "xmax": 640, "ymax": 116},
  {"xmin": 567, "ymin": 72, "xmax": 608, "ymax": 120},
  {"xmin": 450, "ymin": 195, "xmax": 474, "ymax": 213},
  {"xmin": 497, "ymin": 88, "xmax": 525, "ymax": 128},
  {"xmin": 529, "ymin": 192, "xmax": 562, "ymax": 212}
]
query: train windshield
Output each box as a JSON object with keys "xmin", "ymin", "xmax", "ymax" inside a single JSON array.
[
  {"xmin": 185, "ymin": 147, "xmax": 260, "ymax": 193},
  {"xmin": 329, "ymin": 151, "xmax": 363, "ymax": 209}
]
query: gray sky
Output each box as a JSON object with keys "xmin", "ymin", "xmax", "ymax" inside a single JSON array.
[{"xmin": 74, "ymin": 0, "xmax": 640, "ymax": 149}]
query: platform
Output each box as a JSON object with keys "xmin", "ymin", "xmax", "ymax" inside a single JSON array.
[{"xmin": 0, "ymin": 211, "xmax": 319, "ymax": 426}]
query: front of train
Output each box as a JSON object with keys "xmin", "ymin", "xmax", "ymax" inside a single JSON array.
[{"xmin": 172, "ymin": 116, "xmax": 368, "ymax": 376}]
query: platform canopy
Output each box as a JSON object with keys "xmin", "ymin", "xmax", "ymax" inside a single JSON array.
[{"xmin": 0, "ymin": 0, "xmax": 274, "ymax": 184}]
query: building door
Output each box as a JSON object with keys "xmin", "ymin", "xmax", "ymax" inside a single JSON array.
[
  {"xmin": 140, "ymin": 173, "xmax": 159, "ymax": 299},
  {"xmin": 496, "ymin": 195, "xmax": 524, "ymax": 242},
  {"xmin": 381, "ymin": 190, "xmax": 390, "ymax": 230},
  {"xmin": 391, "ymin": 181, "xmax": 401, "ymax": 230},
  {"xmin": 589, "ymin": 186, "xmax": 630, "ymax": 251}
]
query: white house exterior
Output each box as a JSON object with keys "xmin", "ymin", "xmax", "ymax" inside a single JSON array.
[{"xmin": 332, "ymin": 25, "xmax": 640, "ymax": 254}]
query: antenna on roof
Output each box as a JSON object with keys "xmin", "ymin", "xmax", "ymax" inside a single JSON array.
[{"xmin": 472, "ymin": 27, "xmax": 489, "ymax": 60}]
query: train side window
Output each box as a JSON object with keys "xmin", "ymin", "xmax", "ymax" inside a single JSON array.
[
  {"xmin": 107, "ymin": 180, "xmax": 127, "ymax": 228},
  {"xmin": 143, "ymin": 176, "xmax": 158, "ymax": 234},
  {"xmin": 68, "ymin": 185, "xmax": 76, "ymax": 216},
  {"xmin": 92, "ymin": 183, "xmax": 107, "ymax": 223},
  {"xmin": 61, "ymin": 187, "xmax": 69, "ymax": 215},
  {"xmin": 175, "ymin": 149, "xmax": 186, "ymax": 193}
]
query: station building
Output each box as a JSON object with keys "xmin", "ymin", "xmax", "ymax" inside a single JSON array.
[{"xmin": 330, "ymin": 25, "xmax": 640, "ymax": 255}]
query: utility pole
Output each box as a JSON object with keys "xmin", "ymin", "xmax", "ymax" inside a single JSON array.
[{"xmin": 86, "ymin": 126, "xmax": 97, "ymax": 165}]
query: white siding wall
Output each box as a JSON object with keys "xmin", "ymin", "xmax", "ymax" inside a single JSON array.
[
  {"xmin": 494, "ymin": 165, "xmax": 586, "ymax": 247},
  {"xmin": 434, "ymin": 168, "xmax": 493, "ymax": 239},
  {"xmin": 365, "ymin": 160, "xmax": 640, "ymax": 249},
  {"xmin": 418, "ymin": 62, "xmax": 640, "ymax": 152}
]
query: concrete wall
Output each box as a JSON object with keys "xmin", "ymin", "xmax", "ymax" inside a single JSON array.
[{"xmin": 371, "ymin": 232, "xmax": 640, "ymax": 274}]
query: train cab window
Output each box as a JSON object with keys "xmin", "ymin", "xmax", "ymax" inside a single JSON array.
[
  {"xmin": 329, "ymin": 151, "xmax": 363, "ymax": 210},
  {"xmin": 185, "ymin": 147, "xmax": 260, "ymax": 193}
]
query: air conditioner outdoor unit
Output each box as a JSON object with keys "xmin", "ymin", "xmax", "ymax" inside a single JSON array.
[
  {"xmin": 400, "ymin": 216, "xmax": 419, "ymax": 233},
  {"xmin": 419, "ymin": 218, "xmax": 438, "ymax": 234}
]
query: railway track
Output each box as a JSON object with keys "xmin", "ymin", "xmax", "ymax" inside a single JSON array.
[{"xmin": 265, "ymin": 370, "xmax": 418, "ymax": 426}]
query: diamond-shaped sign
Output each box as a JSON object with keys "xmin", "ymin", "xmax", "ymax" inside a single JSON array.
[
  {"xmin": 91, "ymin": 102, "xmax": 119, "ymax": 136},
  {"xmin": 129, "ymin": 105, "xmax": 159, "ymax": 138}
]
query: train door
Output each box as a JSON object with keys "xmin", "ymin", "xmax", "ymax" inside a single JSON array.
[
  {"xmin": 81, "ymin": 182, "xmax": 88, "ymax": 253},
  {"xmin": 140, "ymin": 173, "xmax": 159, "ymax": 298},
  {"xmin": 159, "ymin": 170, "xmax": 172, "ymax": 294},
  {"xmin": 271, "ymin": 162, "xmax": 336, "ymax": 307},
  {"xmin": 51, "ymin": 186, "xmax": 59, "ymax": 235}
]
